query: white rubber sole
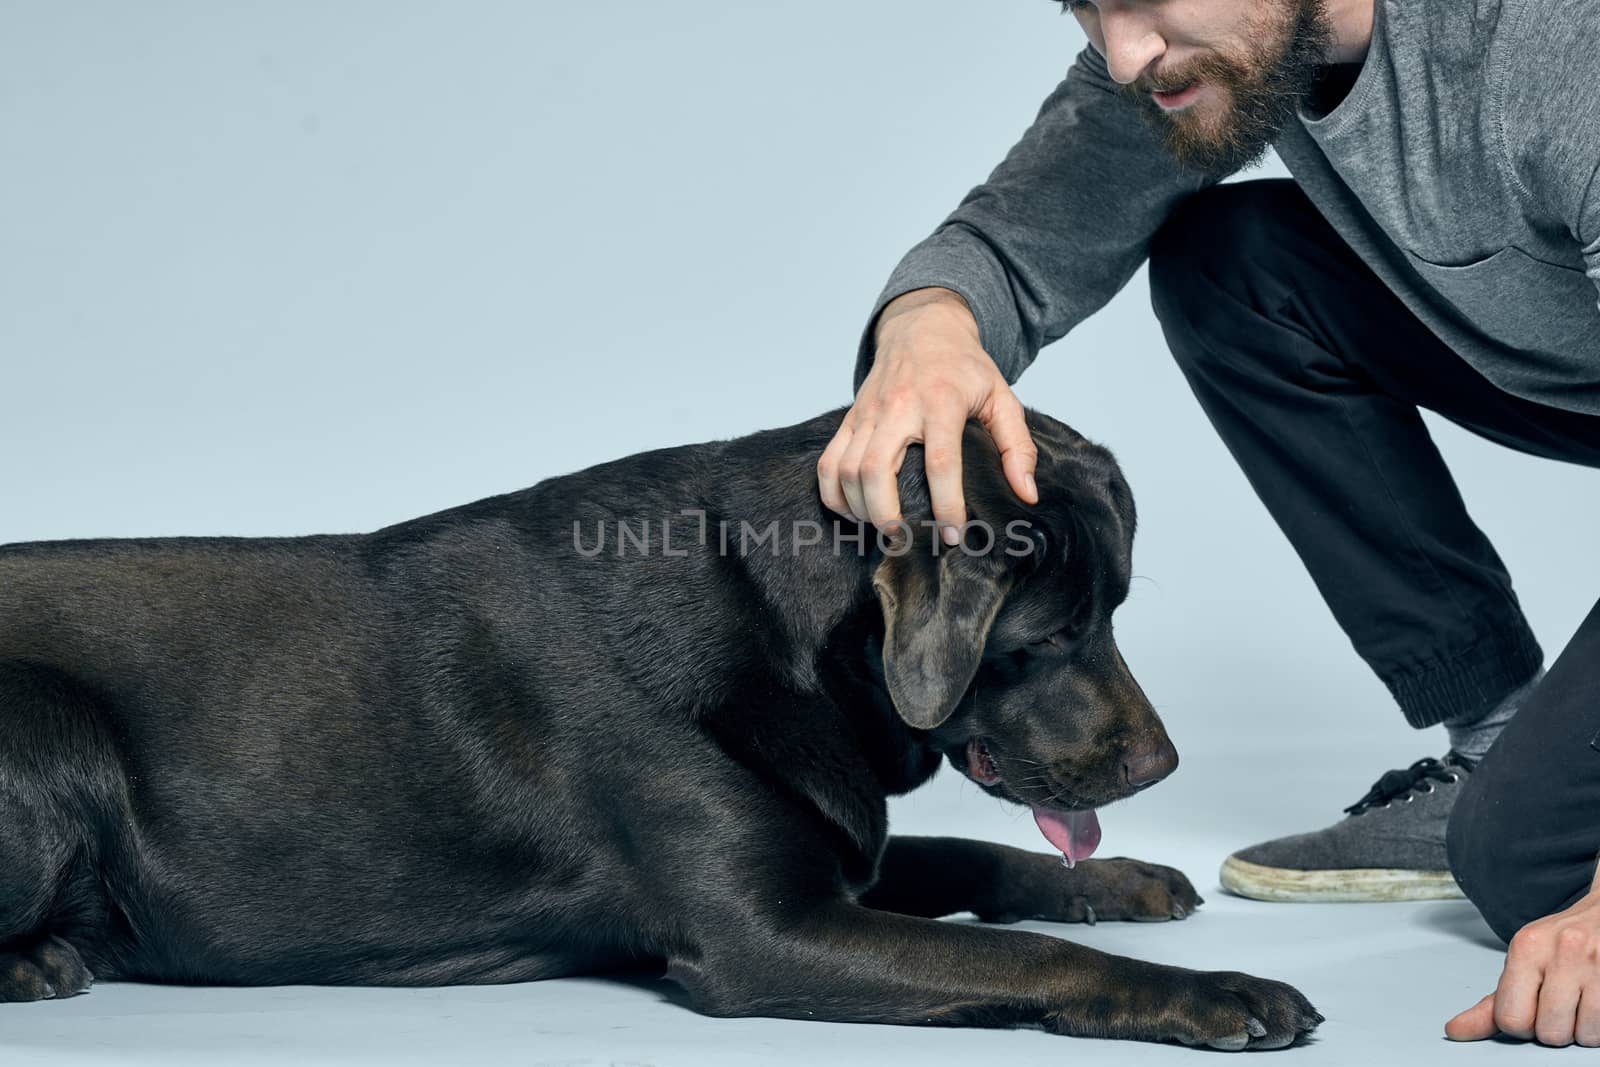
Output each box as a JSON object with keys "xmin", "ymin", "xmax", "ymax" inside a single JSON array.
[{"xmin": 1219, "ymin": 855, "xmax": 1466, "ymax": 903}]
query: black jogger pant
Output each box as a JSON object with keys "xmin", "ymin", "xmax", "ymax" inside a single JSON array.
[{"xmin": 1147, "ymin": 178, "xmax": 1600, "ymax": 942}]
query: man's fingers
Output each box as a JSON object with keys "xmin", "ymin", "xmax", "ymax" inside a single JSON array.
[
  {"xmin": 1535, "ymin": 925, "xmax": 1600, "ymax": 1046},
  {"xmin": 859, "ymin": 430, "xmax": 911, "ymax": 533},
  {"xmin": 982, "ymin": 392, "xmax": 1039, "ymax": 506},
  {"xmin": 837, "ymin": 419, "xmax": 878, "ymax": 525},
  {"xmin": 1535, "ymin": 969, "xmax": 1580, "ymax": 1046},
  {"xmin": 817, "ymin": 422, "xmax": 857, "ymax": 519},
  {"xmin": 1576, "ymin": 988, "xmax": 1600, "ymax": 1047},
  {"xmin": 921, "ymin": 404, "xmax": 968, "ymax": 544},
  {"xmin": 1493, "ymin": 931, "xmax": 1548, "ymax": 1040},
  {"xmin": 1445, "ymin": 993, "xmax": 1498, "ymax": 1041}
]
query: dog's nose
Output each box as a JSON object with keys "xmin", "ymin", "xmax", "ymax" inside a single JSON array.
[{"xmin": 1122, "ymin": 737, "xmax": 1179, "ymax": 790}]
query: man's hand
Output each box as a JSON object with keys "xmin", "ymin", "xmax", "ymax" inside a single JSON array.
[
  {"xmin": 819, "ymin": 287, "xmax": 1038, "ymax": 545},
  {"xmin": 1447, "ymin": 866, "xmax": 1600, "ymax": 1046}
]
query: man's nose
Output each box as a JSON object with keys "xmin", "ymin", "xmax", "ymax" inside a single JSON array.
[
  {"xmin": 1098, "ymin": 9, "xmax": 1166, "ymax": 86},
  {"xmin": 1122, "ymin": 736, "xmax": 1179, "ymax": 790}
]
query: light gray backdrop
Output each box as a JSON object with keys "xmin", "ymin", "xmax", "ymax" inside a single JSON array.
[{"xmin": 2, "ymin": 3, "xmax": 1596, "ymax": 1064}]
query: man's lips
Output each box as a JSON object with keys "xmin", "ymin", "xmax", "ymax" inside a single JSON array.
[{"xmin": 1151, "ymin": 81, "xmax": 1203, "ymax": 110}]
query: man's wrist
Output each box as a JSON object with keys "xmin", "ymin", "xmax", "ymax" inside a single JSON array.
[{"xmin": 874, "ymin": 287, "xmax": 979, "ymax": 347}]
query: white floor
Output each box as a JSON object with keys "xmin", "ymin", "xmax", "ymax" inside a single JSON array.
[
  {"xmin": 0, "ymin": 707, "xmax": 1567, "ymax": 1066},
  {"xmin": 0, "ymin": 900, "xmax": 1529, "ymax": 1067}
]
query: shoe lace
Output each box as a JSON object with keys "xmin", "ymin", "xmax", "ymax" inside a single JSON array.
[{"xmin": 1342, "ymin": 754, "xmax": 1469, "ymax": 816}]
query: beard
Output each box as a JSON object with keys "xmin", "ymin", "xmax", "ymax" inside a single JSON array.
[{"xmin": 1121, "ymin": 0, "xmax": 1335, "ymax": 174}]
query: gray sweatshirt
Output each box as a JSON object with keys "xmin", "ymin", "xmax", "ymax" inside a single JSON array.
[{"xmin": 854, "ymin": 0, "xmax": 1600, "ymax": 415}]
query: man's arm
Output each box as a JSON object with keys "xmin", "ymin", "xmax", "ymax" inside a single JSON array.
[
  {"xmin": 821, "ymin": 42, "xmax": 1220, "ymax": 539},
  {"xmin": 851, "ymin": 43, "xmax": 1216, "ymax": 394}
]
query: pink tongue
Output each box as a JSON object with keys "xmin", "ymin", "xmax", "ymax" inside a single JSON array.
[{"xmin": 1031, "ymin": 807, "xmax": 1101, "ymax": 868}]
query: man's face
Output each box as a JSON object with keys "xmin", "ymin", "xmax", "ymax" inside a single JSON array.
[{"xmin": 1065, "ymin": 0, "xmax": 1334, "ymax": 173}]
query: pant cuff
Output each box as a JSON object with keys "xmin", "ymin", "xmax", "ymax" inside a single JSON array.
[{"xmin": 1385, "ymin": 626, "xmax": 1545, "ymax": 729}]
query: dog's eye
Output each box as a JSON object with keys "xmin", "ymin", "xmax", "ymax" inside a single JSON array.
[{"xmin": 1028, "ymin": 629, "xmax": 1071, "ymax": 652}]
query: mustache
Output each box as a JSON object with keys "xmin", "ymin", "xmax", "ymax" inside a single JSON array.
[{"xmin": 1129, "ymin": 54, "xmax": 1240, "ymax": 96}]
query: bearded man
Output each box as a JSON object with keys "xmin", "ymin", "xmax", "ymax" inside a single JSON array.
[{"xmin": 818, "ymin": 0, "xmax": 1600, "ymax": 1047}]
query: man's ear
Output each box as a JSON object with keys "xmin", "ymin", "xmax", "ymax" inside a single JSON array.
[{"xmin": 871, "ymin": 547, "xmax": 1013, "ymax": 730}]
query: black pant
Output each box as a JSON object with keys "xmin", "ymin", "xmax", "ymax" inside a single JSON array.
[{"xmin": 1147, "ymin": 178, "xmax": 1600, "ymax": 941}]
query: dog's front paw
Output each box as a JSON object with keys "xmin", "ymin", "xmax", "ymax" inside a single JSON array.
[
  {"xmin": 1153, "ymin": 969, "xmax": 1322, "ymax": 1051},
  {"xmin": 0, "ymin": 935, "xmax": 93, "ymax": 1003},
  {"xmin": 977, "ymin": 855, "xmax": 1202, "ymax": 924},
  {"xmin": 1071, "ymin": 857, "xmax": 1204, "ymax": 922},
  {"xmin": 1046, "ymin": 966, "xmax": 1321, "ymax": 1050}
]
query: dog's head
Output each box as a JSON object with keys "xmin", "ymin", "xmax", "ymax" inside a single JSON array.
[{"xmin": 870, "ymin": 409, "xmax": 1175, "ymax": 864}]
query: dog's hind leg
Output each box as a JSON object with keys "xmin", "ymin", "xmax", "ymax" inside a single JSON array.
[{"xmin": 0, "ymin": 660, "xmax": 124, "ymax": 1001}]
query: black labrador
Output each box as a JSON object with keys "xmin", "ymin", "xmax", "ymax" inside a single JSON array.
[{"xmin": 0, "ymin": 406, "xmax": 1320, "ymax": 1049}]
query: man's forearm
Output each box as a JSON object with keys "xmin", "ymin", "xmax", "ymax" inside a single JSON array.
[{"xmin": 853, "ymin": 43, "xmax": 1215, "ymax": 396}]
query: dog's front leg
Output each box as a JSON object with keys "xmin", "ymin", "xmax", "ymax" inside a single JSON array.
[
  {"xmin": 859, "ymin": 835, "xmax": 1201, "ymax": 923},
  {"xmin": 667, "ymin": 900, "xmax": 1318, "ymax": 1048}
]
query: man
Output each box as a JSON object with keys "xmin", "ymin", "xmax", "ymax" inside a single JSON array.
[{"xmin": 818, "ymin": 0, "xmax": 1600, "ymax": 1047}]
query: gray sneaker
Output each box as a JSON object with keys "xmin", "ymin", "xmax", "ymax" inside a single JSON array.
[{"xmin": 1220, "ymin": 752, "xmax": 1474, "ymax": 902}]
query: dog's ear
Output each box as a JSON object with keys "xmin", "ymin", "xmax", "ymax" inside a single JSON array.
[{"xmin": 871, "ymin": 547, "xmax": 1012, "ymax": 730}]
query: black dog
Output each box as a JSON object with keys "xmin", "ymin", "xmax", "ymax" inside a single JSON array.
[{"xmin": 0, "ymin": 406, "xmax": 1319, "ymax": 1048}]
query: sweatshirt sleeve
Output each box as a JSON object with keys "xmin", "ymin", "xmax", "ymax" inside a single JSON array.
[{"xmin": 853, "ymin": 44, "xmax": 1217, "ymax": 394}]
